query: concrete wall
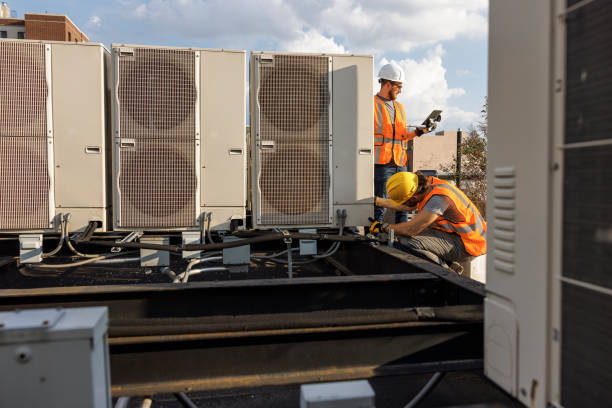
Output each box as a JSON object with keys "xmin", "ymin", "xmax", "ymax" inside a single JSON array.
[{"xmin": 0, "ymin": 19, "xmax": 24, "ymax": 39}]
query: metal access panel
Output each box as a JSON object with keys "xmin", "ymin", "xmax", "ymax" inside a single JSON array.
[
  {"xmin": 0, "ymin": 307, "xmax": 111, "ymax": 408},
  {"xmin": 251, "ymin": 52, "xmax": 373, "ymax": 229},
  {"xmin": 112, "ymin": 45, "xmax": 200, "ymax": 229},
  {"xmin": 0, "ymin": 40, "xmax": 110, "ymax": 232}
]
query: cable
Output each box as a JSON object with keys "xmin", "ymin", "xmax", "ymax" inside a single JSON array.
[
  {"xmin": 42, "ymin": 213, "xmax": 65, "ymax": 258},
  {"xmin": 174, "ymin": 392, "xmax": 199, "ymax": 408},
  {"xmin": 402, "ymin": 372, "xmax": 445, "ymax": 408},
  {"xmin": 27, "ymin": 251, "xmax": 139, "ymax": 269},
  {"xmin": 182, "ymin": 267, "xmax": 228, "ymax": 283},
  {"xmin": 174, "ymin": 256, "xmax": 223, "ymax": 283},
  {"xmin": 251, "ymin": 247, "xmax": 299, "ymax": 259},
  {"xmin": 64, "ymin": 215, "xmax": 100, "ymax": 258},
  {"xmin": 206, "ymin": 212, "xmax": 215, "ymax": 244}
]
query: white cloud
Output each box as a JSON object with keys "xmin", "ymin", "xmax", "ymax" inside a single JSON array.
[
  {"xmin": 122, "ymin": 0, "xmax": 487, "ymax": 54},
  {"xmin": 281, "ymin": 29, "xmax": 347, "ymax": 54},
  {"xmin": 87, "ymin": 15, "xmax": 102, "ymax": 28},
  {"xmin": 375, "ymin": 45, "xmax": 478, "ymax": 128}
]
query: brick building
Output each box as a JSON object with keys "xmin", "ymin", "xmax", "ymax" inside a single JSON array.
[{"xmin": 0, "ymin": 4, "xmax": 87, "ymax": 42}]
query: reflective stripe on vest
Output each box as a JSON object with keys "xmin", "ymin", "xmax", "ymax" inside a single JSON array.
[
  {"xmin": 417, "ymin": 177, "xmax": 487, "ymax": 256},
  {"xmin": 374, "ymin": 95, "xmax": 411, "ymax": 166}
]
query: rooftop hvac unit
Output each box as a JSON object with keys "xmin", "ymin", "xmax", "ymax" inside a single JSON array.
[
  {"xmin": 486, "ymin": 1, "xmax": 612, "ymax": 407},
  {"xmin": 112, "ymin": 45, "xmax": 246, "ymax": 230},
  {"xmin": 250, "ymin": 52, "xmax": 373, "ymax": 228},
  {"xmin": 0, "ymin": 40, "xmax": 110, "ymax": 232}
]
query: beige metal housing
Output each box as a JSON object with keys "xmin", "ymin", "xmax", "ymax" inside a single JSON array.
[
  {"xmin": 0, "ymin": 39, "xmax": 110, "ymax": 233},
  {"xmin": 486, "ymin": 0, "xmax": 556, "ymax": 406},
  {"xmin": 249, "ymin": 51, "xmax": 374, "ymax": 228},
  {"xmin": 111, "ymin": 44, "xmax": 246, "ymax": 231}
]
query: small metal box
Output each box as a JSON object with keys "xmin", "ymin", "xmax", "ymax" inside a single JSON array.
[
  {"xmin": 182, "ymin": 231, "xmax": 201, "ymax": 259},
  {"xmin": 140, "ymin": 236, "xmax": 170, "ymax": 267},
  {"xmin": 300, "ymin": 380, "xmax": 375, "ymax": 408},
  {"xmin": 222, "ymin": 235, "xmax": 250, "ymax": 273},
  {"xmin": 0, "ymin": 307, "xmax": 111, "ymax": 408},
  {"xmin": 19, "ymin": 234, "xmax": 43, "ymax": 264},
  {"xmin": 299, "ymin": 228, "xmax": 317, "ymax": 255}
]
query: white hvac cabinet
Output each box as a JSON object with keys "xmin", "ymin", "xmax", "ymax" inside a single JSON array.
[
  {"xmin": 486, "ymin": 1, "xmax": 612, "ymax": 407},
  {"xmin": 111, "ymin": 45, "xmax": 246, "ymax": 231},
  {"xmin": 0, "ymin": 307, "xmax": 111, "ymax": 408},
  {"xmin": 250, "ymin": 52, "xmax": 374, "ymax": 228},
  {"xmin": 0, "ymin": 40, "xmax": 110, "ymax": 232}
]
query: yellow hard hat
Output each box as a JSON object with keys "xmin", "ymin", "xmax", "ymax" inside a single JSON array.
[{"xmin": 386, "ymin": 172, "xmax": 419, "ymax": 206}]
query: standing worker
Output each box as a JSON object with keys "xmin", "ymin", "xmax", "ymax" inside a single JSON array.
[
  {"xmin": 373, "ymin": 63, "xmax": 432, "ymax": 224},
  {"xmin": 371, "ymin": 171, "xmax": 486, "ymax": 271}
]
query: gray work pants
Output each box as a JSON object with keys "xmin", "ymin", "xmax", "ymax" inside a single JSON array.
[{"xmin": 396, "ymin": 228, "xmax": 473, "ymax": 265}]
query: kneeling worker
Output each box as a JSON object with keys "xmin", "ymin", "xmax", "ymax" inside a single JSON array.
[{"xmin": 371, "ymin": 171, "xmax": 486, "ymax": 268}]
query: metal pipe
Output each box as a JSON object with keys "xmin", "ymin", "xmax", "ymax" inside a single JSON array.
[
  {"xmin": 174, "ymin": 392, "xmax": 199, "ymax": 408},
  {"xmin": 140, "ymin": 397, "xmax": 153, "ymax": 408},
  {"xmin": 182, "ymin": 267, "xmax": 228, "ymax": 283},
  {"xmin": 403, "ymin": 372, "xmax": 445, "ymax": 408},
  {"xmin": 92, "ymin": 257, "xmax": 140, "ymax": 264},
  {"xmin": 114, "ymin": 397, "xmax": 130, "ymax": 408}
]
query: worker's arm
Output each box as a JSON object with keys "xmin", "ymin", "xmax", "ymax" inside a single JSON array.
[
  {"xmin": 375, "ymin": 197, "xmax": 416, "ymax": 212},
  {"xmin": 387, "ymin": 210, "xmax": 439, "ymax": 237}
]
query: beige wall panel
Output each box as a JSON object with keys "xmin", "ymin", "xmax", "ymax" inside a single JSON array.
[
  {"xmin": 331, "ymin": 55, "xmax": 374, "ymax": 212},
  {"xmin": 60, "ymin": 207, "xmax": 107, "ymax": 232},
  {"xmin": 52, "ymin": 43, "xmax": 107, "ymax": 209},
  {"xmin": 200, "ymin": 50, "xmax": 246, "ymax": 210},
  {"xmin": 201, "ymin": 206, "xmax": 246, "ymax": 231},
  {"xmin": 486, "ymin": 0, "xmax": 552, "ymax": 406}
]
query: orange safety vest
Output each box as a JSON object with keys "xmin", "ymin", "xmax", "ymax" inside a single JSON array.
[
  {"xmin": 374, "ymin": 95, "xmax": 417, "ymax": 166},
  {"xmin": 416, "ymin": 177, "xmax": 487, "ymax": 256}
]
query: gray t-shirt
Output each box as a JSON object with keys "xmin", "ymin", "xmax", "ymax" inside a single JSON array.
[
  {"xmin": 422, "ymin": 195, "xmax": 464, "ymax": 224},
  {"xmin": 377, "ymin": 94, "xmax": 395, "ymax": 124}
]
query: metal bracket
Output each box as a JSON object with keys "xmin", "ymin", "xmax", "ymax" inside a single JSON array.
[{"xmin": 111, "ymin": 231, "xmax": 143, "ymax": 253}]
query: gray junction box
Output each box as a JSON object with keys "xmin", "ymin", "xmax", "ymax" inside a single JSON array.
[
  {"xmin": 300, "ymin": 380, "xmax": 375, "ymax": 408},
  {"xmin": 0, "ymin": 307, "xmax": 111, "ymax": 408}
]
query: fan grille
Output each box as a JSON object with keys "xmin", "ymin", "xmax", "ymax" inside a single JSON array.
[
  {"xmin": 0, "ymin": 42, "xmax": 50, "ymax": 230},
  {"xmin": 117, "ymin": 48, "xmax": 197, "ymax": 228},
  {"xmin": 257, "ymin": 55, "xmax": 330, "ymax": 225}
]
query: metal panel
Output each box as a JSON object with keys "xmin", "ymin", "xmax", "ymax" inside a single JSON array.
[
  {"xmin": 115, "ymin": 47, "xmax": 198, "ymax": 228},
  {"xmin": 561, "ymin": 283, "xmax": 612, "ymax": 406},
  {"xmin": 565, "ymin": 0, "xmax": 612, "ymax": 144},
  {"xmin": 0, "ymin": 41, "xmax": 51, "ymax": 230},
  {"xmin": 254, "ymin": 54, "xmax": 332, "ymax": 226},
  {"xmin": 118, "ymin": 139, "xmax": 197, "ymax": 228}
]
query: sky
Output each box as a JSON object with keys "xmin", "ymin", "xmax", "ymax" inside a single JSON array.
[{"xmin": 12, "ymin": 0, "xmax": 488, "ymax": 131}]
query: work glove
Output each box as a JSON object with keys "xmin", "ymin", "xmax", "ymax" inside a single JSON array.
[{"xmin": 368, "ymin": 217, "xmax": 389, "ymax": 235}]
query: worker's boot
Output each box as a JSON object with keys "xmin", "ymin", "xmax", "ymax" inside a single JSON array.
[{"xmin": 449, "ymin": 261, "xmax": 464, "ymax": 275}]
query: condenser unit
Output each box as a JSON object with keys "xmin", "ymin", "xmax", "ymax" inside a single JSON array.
[
  {"xmin": 486, "ymin": 1, "xmax": 612, "ymax": 407},
  {"xmin": 0, "ymin": 40, "xmax": 110, "ymax": 232},
  {"xmin": 111, "ymin": 45, "xmax": 246, "ymax": 230},
  {"xmin": 250, "ymin": 52, "xmax": 373, "ymax": 228}
]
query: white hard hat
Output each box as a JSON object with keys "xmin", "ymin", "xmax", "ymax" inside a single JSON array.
[{"xmin": 378, "ymin": 63, "xmax": 404, "ymax": 82}]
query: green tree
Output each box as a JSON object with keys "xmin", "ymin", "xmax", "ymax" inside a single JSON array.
[{"xmin": 441, "ymin": 99, "xmax": 488, "ymax": 217}]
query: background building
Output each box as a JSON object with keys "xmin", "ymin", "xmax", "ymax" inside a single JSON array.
[
  {"xmin": 412, "ymin": 130, "xmax": 465, "ymax": 175},
  {"xmin": 0, "ymin": 3, "xmax": 87, "ymax": 42}
]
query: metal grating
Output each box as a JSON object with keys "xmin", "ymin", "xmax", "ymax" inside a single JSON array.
[
  {"xmin": 565, "ymin": 0, "xmax": 612, "ymax": 144},
  {"xmin": 0, "ymin": 42, "xmax": 50, "ymax": 230},
  {"xmin": 257, "ymin": 54, "xmax": 330, "ymax": 225},
  {"xmin": 0, "ymin": 138, "xmax": 50, "ymax": 229},
  {"xmin": 117, "ymin": 47, "xmax": 197, "ymax": 228},
  {"xmin": 0, "ymin": 42, "xmax": 48, "ymax": 138},
  {"xmin": 118, "ymin": 48, "xmax": 196, "ymax": 139},
  {"xmin": 118, "ymin": 139, "xmax": 196, "ymax": 228}
]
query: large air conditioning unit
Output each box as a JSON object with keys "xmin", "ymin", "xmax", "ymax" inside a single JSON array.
[
  {"xmin": 0, "ymin": 40, "xmax": 110, "ymax": 232},
  {"xmin": 486, "ymin": 1, "xmax": 612, "ymax": 407},
  {"xmin": 111, "ymin": 45, "xmax": 246, "ymax": 230},
  {"xmin": 250, "ymin": 52, "xmax": 373, "ymax": 228}
]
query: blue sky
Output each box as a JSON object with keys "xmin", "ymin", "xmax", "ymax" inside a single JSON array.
[{"xmin": 12, "ymin": 0, "xmax": 488, "ymax": 131}]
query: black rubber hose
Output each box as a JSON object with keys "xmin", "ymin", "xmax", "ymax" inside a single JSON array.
[
  {"xmin": 174, "ymin": 392, "xmax": 199, "ymax": 408},
  {"xmin": 403, "ymin": 372, "xmax": 445, "ymax": 408}
]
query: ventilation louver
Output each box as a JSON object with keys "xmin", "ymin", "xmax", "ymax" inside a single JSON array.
[
  {"xmin": 255, "ymin": 54, "xmax": 331, "ymax": 226},
  {"xmin": 0, "ymin": 42, "xmax": 51, "ymax": 230},
  {"xmin": 116, "ymin": 47, "xmax": 198, "ymax": 228}
]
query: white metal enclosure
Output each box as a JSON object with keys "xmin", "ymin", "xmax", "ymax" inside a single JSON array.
[
  {"xmin": 111, "ymin": 45, "xmax": 246, "ymax": 231},
  {"xmin": 250, "ymin": 52, "xmax": 374, "ymax": 228},
  {"xmin": 486, "ymin": 1, "xmax": 612, "ymax": 407},
  {"xmin": 0, "ymin": 40, "xmax": 110, "ymax": 232}
]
